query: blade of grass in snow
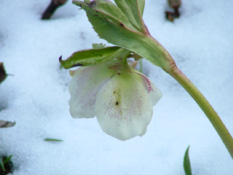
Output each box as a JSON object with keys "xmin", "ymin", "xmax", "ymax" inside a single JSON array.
[
  {"xmin": 183, "ymin": 146, "xmax": 192, "ymax": 175},
  {"xmin": 0, "ymin": 157, "xmax": 5, "ymax": 172},
  {"xmin": 44, "ymin": 138, "xmax": 63, "ymax": 142},
  {"xmin": 3, "ymin": 155, "xmax": 13, "ymax": 165}
]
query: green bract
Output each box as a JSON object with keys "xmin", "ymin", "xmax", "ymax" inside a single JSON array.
[
  {"xmin": 60, "ymin": 46, "xmax": 130, "ymax": 68},
  {"xmin": 72, "ymin": 0, "xmax": 175, "ymax": 72}
]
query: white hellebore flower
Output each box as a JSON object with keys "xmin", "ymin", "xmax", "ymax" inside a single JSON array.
[{"xmin": 69, "ymin": 61, "xmax": 162, "ymax": 140}]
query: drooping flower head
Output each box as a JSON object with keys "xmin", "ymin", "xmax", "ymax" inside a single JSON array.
[{"xmin": 69, "ymin": 60, "xmax": 162, "ymax": 140}]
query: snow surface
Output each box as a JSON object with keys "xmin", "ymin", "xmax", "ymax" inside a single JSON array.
[{"xmin": 0, "ymin": 0, "xmax": 233, "ymax": 174}]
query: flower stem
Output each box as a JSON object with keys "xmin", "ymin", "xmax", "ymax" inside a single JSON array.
[
  {"xmin": 167, "ymin": 65, "xmax": 233, "ymax": 158},
  {"xmin": 139, "ymin": 59, "xmax": 143, "ymax": 73}
]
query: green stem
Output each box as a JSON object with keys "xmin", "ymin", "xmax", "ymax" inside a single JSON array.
[
  {"xmin": 167, "ymin": 65, "xmax": 233, "ymax": 158},
  {"xmin": 139, "ymin": 59, "xmax": 143, "ymax": 73}
]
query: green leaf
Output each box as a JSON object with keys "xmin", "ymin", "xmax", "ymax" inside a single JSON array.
[
  {"xmin": 3, "ymin": 155, "xmax": 13, "ymax": 165},
  {"xmin": 0, "ymin": 157, "xmax": 5, "ymax": 172},
  {"xmin": 60, "ymin": 46, "xmax": 119, "ymax": 68},
  {"xmin": 60, "ymin": 46, "xmax": 131, "ymax": 68},
  {"xmin": 0, "ymin": 120, "xmax": 16, "ymax": 128},
  {"xmin": 183, "ymin": 146, "xmax": 192, "ymax": 175},
  {"xmin": 89, "ymin": 12, "xmax": 172, "ymax": 70},
  {"xmin": 73, "ymin": 0, "xmax": 174, "ymax": 72},
  {"xmin": 92, "ymin": 43, "xmax": 106, "ymax": 49},
  {"xmin": 114, "ymin": 0, "xmax": 145, "ymax": 32},
  {"xmin": 44, "ymin": 138, "xmax": 63, "ymax": 142},
  {"xmin": 73, "ymin": 0, "xmax": 137, "ymax": 31}
]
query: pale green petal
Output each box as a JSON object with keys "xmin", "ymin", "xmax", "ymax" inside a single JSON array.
[
  {"xmin": 133, "ymin": 70, "xmax": 162, "ymax": 105},
  {"xmin": 150, "ymin": 83, "xmax": 162, "ymax": 105},
  {"xmin": 95, "ymin": 70, "xmax": 154, "ymax": 140},
  {"xmin": 69, "ymin": 64, "xmax": 115, "ymax": 118}
]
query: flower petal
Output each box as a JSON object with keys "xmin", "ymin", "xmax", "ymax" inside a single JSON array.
[
  {"xmin": 134, "ymin": 71, "xmax": 162, "ymax": 105},
  {"xmin": 95, "ymin": 70, "xmax": 154, "ymax": 140},
  {"xmin": 69, "ymin": 64, "xmax": 115, "ymax": 118}
]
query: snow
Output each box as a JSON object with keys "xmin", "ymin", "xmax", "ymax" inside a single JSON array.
[{"xmin": 0, "ymin": 0, "xmax": 233, "ymax": 174}]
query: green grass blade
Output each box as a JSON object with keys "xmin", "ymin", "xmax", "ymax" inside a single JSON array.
[
  {"xmin": 183, "ymin": 146, "xmax": 192, "ymax": 175},
  {"xmin": 3, "ymin": 155, "xmax": 13, "ymax": 165},
  {"xmin": 0, "ymin": 157, "xmax": 5, "ymax": 172},
  {"xmin": 44, "ymin": 138, "xmax": 63, "ymax": 142}
]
